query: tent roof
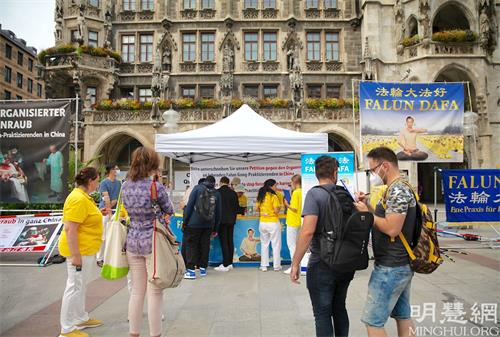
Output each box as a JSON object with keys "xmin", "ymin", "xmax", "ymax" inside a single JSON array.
[{"xmin": 155, "ymin": 104, "xmax": 328, "ymax": 163}]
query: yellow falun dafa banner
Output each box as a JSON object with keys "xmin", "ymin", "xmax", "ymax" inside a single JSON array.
[{"xmin": 359, "ymin": 82, "xmax": 464, "ymax": 167}]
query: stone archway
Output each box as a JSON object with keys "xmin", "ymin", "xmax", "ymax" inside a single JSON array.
[
  {"xmin": 407, "ymin": 15, "xmax": 419, "ymax": 37},
  {"xmin": 434, "ymin": 64, "xmax": 477, "ymax": 111},
  {"xmin": 432, "ymin": 2, "xmax": 472, "ymax": 33},
  {"xmin": 96, "ymin": 133, "xmax": 143, "ymax": 169}
]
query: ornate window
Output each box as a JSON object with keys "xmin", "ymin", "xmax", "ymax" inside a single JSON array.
[
  {"xmin": 263, "ymin": 0, "xmax": 276, "ymax": 8},
  {"xmin": 307, "ymin": 32, "xmax": 321, "ymax": 61},
  {"xmin": 88, "ymin": 0, "xmax": 99, "ymax": 7},
  {"xmin": 326, "ymin": 85, "xmax": 341, "ymax": 98},
  {"xmin": 263, "ymin": 85, "xmax": 278, "ymax": 98},
  {"xmin": 307, "ymin": 84, "xmax": 322, "ymax": 98},
  {"xmin": 325, "ymin": 32, "xmax": 339, "ymax": 61},
  {"xmin": 200, "ymin": 85, "xmax": 215, "ymax": 99},
  {"xmin": 263, "ymin": 32, "xmax": 277, "ymax": 61},
  {"xmin": 244, "ymin": 0, "xmax": 258, "ymax": 9},
  {"xmin": 184, "ymin": 0, "xmax": 196, "ymax": 9},
  {"xmin": 201, "ymin": 0, "xmax": 215, "ymax": 9},
  {"xmin": 123, "ymin": 0, "xmax": 136, "ymax": 11},
  {"xmin": 201, "ymin": 33, "xmax": 215, "ymax": 62},
  {"xmin": 88, "ymin": 31, "xmax": 98, "ymax": 47},
  {"xmin": 181, "ymin": 86, "xmax": 196, "ymax": 99},
  {"xmin": 140, "ymin": 34, "xmax": 153, "ymax": 62},
  {"xmin": 306, "ymin": 0, "xmax": 319, "ymax": 9},
  {"xmin": 243, "ymin": 84, "xmax": 259, "ymax": 98},
  {"xmin": 139, "ymin": 88, "xmax": 152, "ymax": 102},
  {"xmin": 121, "ymin": 35, "xmax": 135, "ymax": 62},
  {"xmin": 244, "ymin": 32, "xmax": 259, "ymax": 61},
  {"xmin": 182, "ymin": 33, "xmax": 196, "ymax": 62},
  {"xmin": 87, "ymin": 87, "xmax": 97, "ymax": 105},
  {"xmin": 141, "ymin": 0, "xmax": 154, "ymax": 10},
  {"xmin": 324, "ymin": 0, "xmax": 337, "ymax": 9}
]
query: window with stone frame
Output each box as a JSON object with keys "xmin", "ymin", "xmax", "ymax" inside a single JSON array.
[
  {"xmin": 182, "ymin": 33, "xmax": 196, "ymax": 62},
  {"xmin": 307, "ymin": 84, "xmax": 322, "ymax": 98},
  {"xmin": 181, "ymin": 86, "xmax": 196, "ymax": 99},
  {"xmin": 140, "ymin": 34, "xmax": 153, "ymax": 62},
  {"xmin": 306, "ymin": 0, "xmax": 319, "ymax": 9},
  {"xmin": 86, "ymin": 87, "xmax": 97, "ymax": 105},
  {"xmin": 16, "ymin": 95, "xmax": 22, "ymax": 100},
  {"xmin": 326, "ymin": 84, "xmax": 341, "ymax": 98},
  {"xmin": 120, "ymin": 87, "xmax": 134, "ymax": 99},
  {"xmin": 201, "ymin": 0, "xmax": 215, "ymax": 9},
  {"xmin": 139, "ymin": 88, "xmax": 152, "ymax": 102},
  {"xmin": 88, "ymin": 31, "xmax": 98, "ymax": 48},
  {"xmin": 325, "ymin": 32, "xmax": 339, "ymax": 61},
  {"xmin": 324, "ymin": 0, "xmax": 337, "ymax": 9},
  {"xmin": 17, "ymin": 51, "xmax": 23, "ymax": 66},
  {"xmin": 263, "ymin": 84, "xmax": 278, "ymax": 98},
  {"xmin": 263, "ymin": 0, "xmax": 276, "ymax": 8},
  {"xmin": 263, "ymin": 32, "xmax": 277, "ymax": 61},
  {"xmin": 4, "ymin": 90, "xmax": 11, "ymax": 100},
  {"xmin": 244, "ymin": 0, "xmax": 258, "ymax": 9},
  {"xmin": 121, "ymin": 35, "xmax": 135, "ymax": 62},
  {"xmin": 4, "ymin": 66, "xmax": 12, "ymax": 83},
  {"xmin": 244, "ymin": 32, "xmax": 259, "ymax": 61},
  {"xmin": 16, "ymin": 72, "xmax": 23, "ymax": 89},
  {"xmin": 123, "ymin": 0, "xmax": 136, "ymax": 11},
  {"xmin": 37, "ymin": 83, "xmax": 42, "ymax": 97},
  {"xmin": 243, "ymin": 84, "xmax": 259, "ymax": 98},
  {"xmin": 5, "ymin": 44, "xmax": 12, "ymax": 59},
  {"xmin": 141, "ymin": 0, "xmax": 154, "ymax": 10},
  {"xmin": 28, "ymin": 79, "xmax": 33, "ymax": 93},
  {"xmin": 200, "ymin": 85, "xmax": 215, "ymax": 99},
  {"xmin": 71, "ymin": 30, "xmax": 78, "ymax": 42},
  {"xmin": 183, "ymin": 0, "xmax": 196, "ymax": 9},
  {"xmin": 28, "ymin": 58, "xmax": 33, "ymax": 72},
  {"xmin": 201, "ymin": 32, "xmax": 215, "ymax": 62},
  {"xmin": 307, "ymin": 32, "xmax": 321, "ymax": 61},
  {"xmin": 88, "ymin": 0, "xmax": 99, "ymax": 7}
]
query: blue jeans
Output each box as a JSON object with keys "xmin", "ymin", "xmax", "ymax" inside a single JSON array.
[
  {"xmin": 307, "ymin": 261, "xmax": 355, "ymax": 337},
  {"xmin": 361, "ymin": 264, "xmax": 414, "ymax": 328}
]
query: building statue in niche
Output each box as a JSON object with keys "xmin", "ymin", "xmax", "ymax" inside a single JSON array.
[
  {"xmin": 394, "ymin": 1, "xmax": 405, "ymax": 54},
  {"xmin": 418, "ymin": 0, "xmax": 431, "ymax": 45},
  {"xmin": 76, "ymin": 5, "xmax": 86, "ymax": 45},
  {"xmin": 287, "ymin": 44, "xmax": 303, "ymax": 119},
  {"xmin": 162, "ymin": 47, "xmax": 171, "ymax": 72},
  {"xmin": 104, "ymin": 8, "xmax": 112, "ymax": 49},
  {"xmin": 222, "ymin": 44, "xmax": 234, "ymax": 72},
  {"xmin": 220, "ymin": 43, "xmax": 235, "ymax": 116},
  {"xmin": 54, "ymin": 0, "xmax": 64, "ymax": 44}
]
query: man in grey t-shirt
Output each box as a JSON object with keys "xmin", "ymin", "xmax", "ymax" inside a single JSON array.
[{"xmin": 354, "ymin": 147, "xmax": 416, "ymax": 337}]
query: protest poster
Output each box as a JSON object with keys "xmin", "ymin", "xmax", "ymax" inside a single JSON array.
[
  {"xmin": 359, "ymin": 82, "xmax": 464, "ymax": 166},
  {"xmin": 0, "ymin": 214, "xmax": 63, "ymax": 252},
  {"xmin": 441, "ymin": 169, "xmax": 500, "ymax": 224},
  {"xmin": 0, "ymin": 100, "xmax": 72, "ymax": 204}
]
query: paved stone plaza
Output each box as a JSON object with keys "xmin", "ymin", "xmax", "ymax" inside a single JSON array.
[{"xmin": 0, "ymin": 225, "xmax": 498, "ymax": 337}]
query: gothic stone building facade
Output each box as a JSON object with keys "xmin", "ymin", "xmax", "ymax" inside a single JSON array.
[{"xmin": 42, "ymin": 0, "xmax": 499, "ymax": 200}]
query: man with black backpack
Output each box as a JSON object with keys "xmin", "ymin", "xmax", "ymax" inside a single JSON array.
[
  {"xmin": 291, "ymin": 156, "xmax": 373, "ymax": 337},
  {"xmin": 354, "ymin": 147, "xmax": 416, "ymax": 337},
  {"xmin": 183, "ymin": 175, "xmax": 221, "ymax": 279}
]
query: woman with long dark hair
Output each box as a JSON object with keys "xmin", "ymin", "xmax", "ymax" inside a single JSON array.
[{"xmin": 256, "ymin": 179, "xmax": 282, "ymax": 272}]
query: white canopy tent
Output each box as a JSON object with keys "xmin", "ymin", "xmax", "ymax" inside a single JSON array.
[{"xmin": 155, "ymin": 104, "xmax": 328, "ymax": 163}]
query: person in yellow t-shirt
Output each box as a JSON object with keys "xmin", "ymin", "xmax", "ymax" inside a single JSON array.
[
  {"xmin": 234, "ymin": 184, "xmax": 248, "ymax": 215},
  {"xmin": 284, "ymin": 174, "xmax": 302, "ymax": 274},
  {"xmin": 58, "ymin": 167, "xmax": 107, "ymax": 337},
  {"xmin": 256, "ymin": 179, "xmax": 282, "ymax": 272}
]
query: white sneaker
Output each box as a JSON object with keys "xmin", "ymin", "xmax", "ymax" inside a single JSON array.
[
  {"xmin": 227, "ymin": 264, "xmax": 234, "ymax": 270},
  {"xmin": 259, "ymin": 266, "xmax": 268, "ymax": 272},
  {"xmin": 273, "ymin": 266, "xmax": 282, "ymax": 272},
  {"xmin": 214, "ymin": 264, "xmax": 230, "ymax": 272},
  {"xmin": 284, "ymin": 267, "xmax": 292, "ymax": 274}
]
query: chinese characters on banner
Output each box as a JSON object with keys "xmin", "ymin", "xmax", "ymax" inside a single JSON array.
[
  {"xmin": 359, "ymin": 82, "xmax": 464, "ymax": 167},
  {"xmin": 441, "ymin": 169, "xmax": 500, "ymax": 224},
  {"xmin": 0, "ymin": 101, "xmax": 72, "ymax": 204},
  {"xmin": 301, "ymin": 152, "xmax": 356, "ymax": 206}
]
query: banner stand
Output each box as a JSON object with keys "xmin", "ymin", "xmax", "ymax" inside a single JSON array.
[{"xmin": 0, "ymin": 213, "xmax": 63, "ymax": 267}]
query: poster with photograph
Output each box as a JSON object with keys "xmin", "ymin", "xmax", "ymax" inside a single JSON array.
[
  {"xmin": 0, "ymin": 214, "xmax": 63, "ymax": 252},
  {"xmin": 360, "ymin": 82, "xmax": 464, "ymax": 167},
  {"xmin": 0, "ymin": 100, "xmax": 72, "ymax": 204}
]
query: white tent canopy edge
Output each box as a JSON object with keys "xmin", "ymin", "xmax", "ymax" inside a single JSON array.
[{"xmin": 154, "ymin": 104, "xmax": 328, "ymax": 163}]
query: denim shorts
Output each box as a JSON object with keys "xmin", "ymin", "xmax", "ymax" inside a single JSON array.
[{"xmin": 361, "ymin": 264, "xmax": 414, "ymax": 328}]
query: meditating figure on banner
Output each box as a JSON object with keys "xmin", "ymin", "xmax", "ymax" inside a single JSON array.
[
  {"xmin": 239, "ymin": 228, "xmax": 261, "ymax": 261},
  {"xmin": 44, "ymin": 144, "xmax": 64, "ymax": 200},
  {"xmin": 397, "ymin": 116, "xmax": 429, "ymax": 161}
]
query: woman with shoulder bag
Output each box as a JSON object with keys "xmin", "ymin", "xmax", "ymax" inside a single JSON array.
[{"xmin": 121, "ymin": 147, "xmax": 174, "ymax": 337}]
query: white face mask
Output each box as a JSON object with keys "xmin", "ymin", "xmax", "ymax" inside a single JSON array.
[
  {"xmin": 115, "ymin": 169, "xmax": 120, "ymax": 174},
  {"xmin": 370, "ymin": 172, "xmax": 384, "ymax": 187}
]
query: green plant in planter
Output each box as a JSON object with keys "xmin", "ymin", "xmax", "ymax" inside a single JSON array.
[
  {"xmin": 402, "ymin": 35, "xmax": 421, "ymax": 47},
  {"xmin": 143, "ymin": 101, "xmax": 153, "ymax": 109},
  {"xmin": 432, "ymin": 30, "xmax": 477, "ymax": 43},
  {"xmin": 158, "ymin": 99, "xmax": 174, "ymax": 109},
  {"xmin": 231, "ymin": 98, "xmax": 243, "ymax": 109},
  {"xmin": 197, "ymin": 98, "xmax": 219, "ymax": 109},
  {"xmin": 242, "ymin": 96, "xmax": 260, "ymax": 109},
  {"xmin": 175, "ymin": 98, "xmax": 196, "ymax": 109}
]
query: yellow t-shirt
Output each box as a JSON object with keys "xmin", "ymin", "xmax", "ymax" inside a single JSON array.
[
  {"xmin": 59, "ymin": 188, "xmax": 103, "ymax": 257},
  {"xmin": 238, "ymin": 194, "xmax": 248, "ymax": 208},
  {"xmin": 276, "ymin": 191, "xmax": 285, "ymax": 206},
  {"xmin": 256, "ymin": 192, "xmax": 280, "ymax": 222},
  {"xmin": 286, "ymin": 188, "xmax": 302, "ymax": 227}
]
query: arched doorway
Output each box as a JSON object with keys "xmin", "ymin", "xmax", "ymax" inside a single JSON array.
[
  {"xmin": 98, "ymin": 134, "xmax": 143, "ymax": 169},
  {"xmin": 432, "ymin": 3, "xmax": 470, "ymax": 33},
  {"xmin": 328, "ymin": 133, "xmax": 355, "ymax": 152},
  {"xmin": 417, "ymin": 65, "xmax": 473, "ymax": 203}
]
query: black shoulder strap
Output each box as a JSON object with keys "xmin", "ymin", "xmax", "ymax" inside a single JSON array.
[{"xmin": 314, "ymin": 185, "xmax": 343, "ymax": 239}]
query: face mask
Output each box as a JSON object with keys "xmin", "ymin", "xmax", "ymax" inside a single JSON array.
[
  {"xmin": 115, "ymin": 169, "xmax": 120, "ymax": 174},
  {"xmin": 370, "ymin": 172, "xmax": 384, "ymax": 187}
]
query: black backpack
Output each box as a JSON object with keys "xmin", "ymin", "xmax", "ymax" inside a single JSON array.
[
  {"xmin": 316, "ymin": 185, "xmax": 374, "ymax": 272},
  {"xmin": 195, "ymin": 185, "xmax": 217, "ymax": 222}
]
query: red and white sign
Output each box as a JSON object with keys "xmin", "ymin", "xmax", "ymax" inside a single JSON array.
[{"xmin": 0, "ymin": 214, "xmax": 63, "ymax": 253}]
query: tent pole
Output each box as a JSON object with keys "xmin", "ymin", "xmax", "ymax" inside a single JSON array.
[{"xmin": 352, "ymin": 79, "xmax": 359, "ymax": 192}]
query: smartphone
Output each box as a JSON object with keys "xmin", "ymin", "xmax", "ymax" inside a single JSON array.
[
  {"xmin": 76, "ymin": 266, "xmax": 82, "ymax": 272},
  {"xmin": 340, "ymin": 179, "xmax": 358, "ymax": 202}
]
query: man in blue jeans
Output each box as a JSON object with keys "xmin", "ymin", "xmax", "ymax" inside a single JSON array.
[
  {"xmin": 290, "ymin": 156, "xmax": 354, "ymax": 337},
  {"xmin": 354, "ymin": 147, "xmax": 416, "ymax": 337}
]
